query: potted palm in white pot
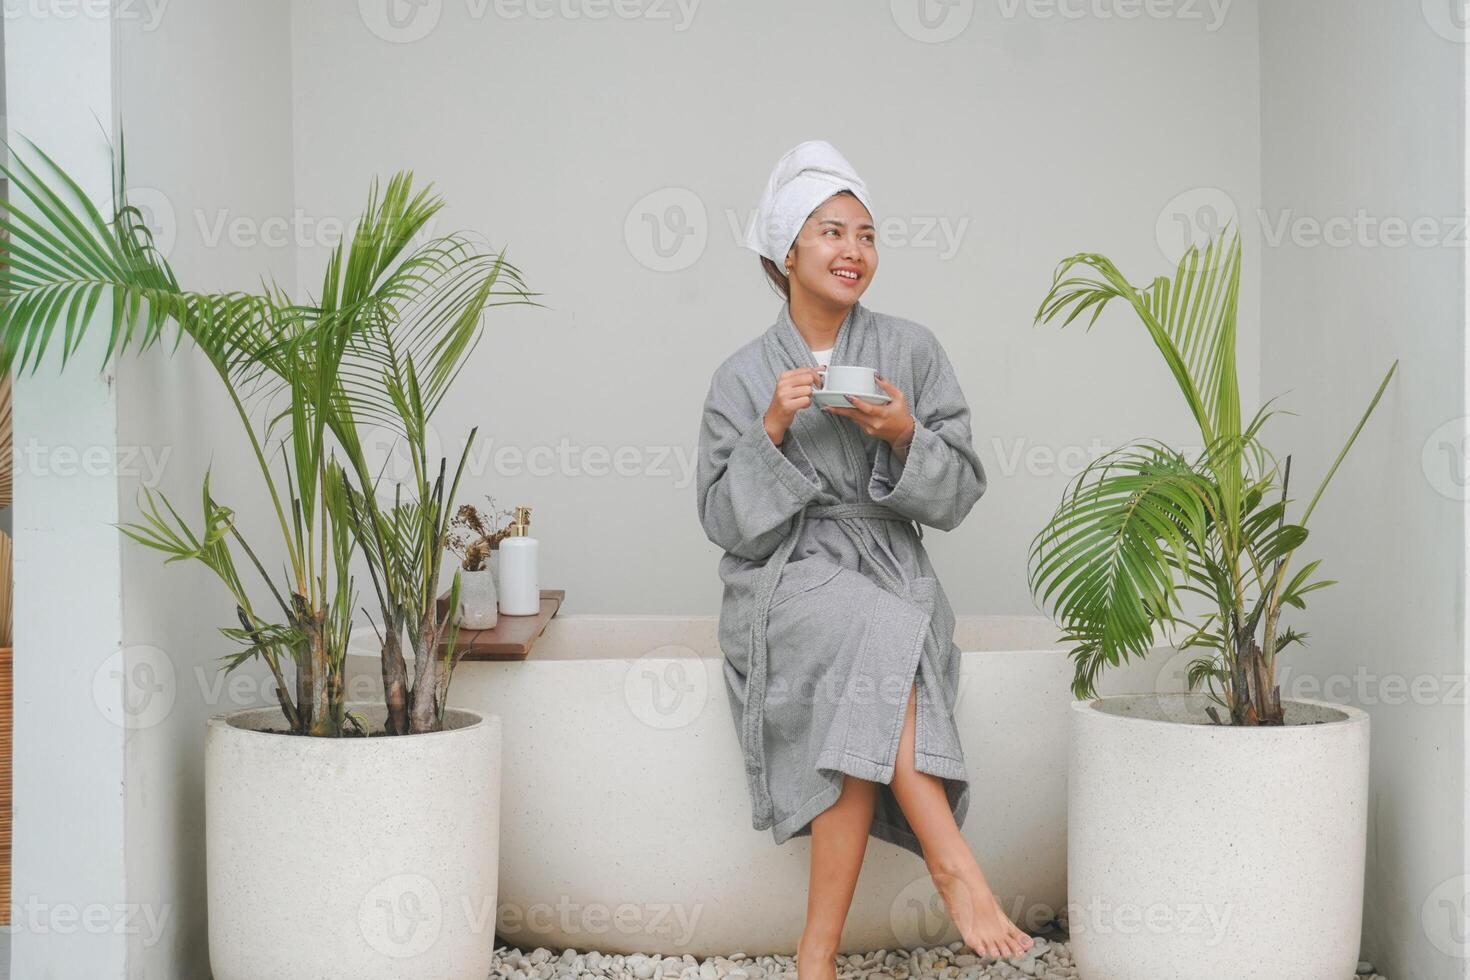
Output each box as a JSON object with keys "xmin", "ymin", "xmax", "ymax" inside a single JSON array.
[
  {"xmin": 0, "ymin": 137, "xmax": 539, "ymax": 979},
  {"xmin": 1029, "ymin": 227, "xmax": 1396, "ymax": 980}
]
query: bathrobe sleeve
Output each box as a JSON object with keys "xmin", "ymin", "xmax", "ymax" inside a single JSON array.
[
  {"xmin": 697, "ymin": 366, "xmax": 823, "ymax": 561},
  {"xmin": 867, "ymin": 334, "xmax": 986, "ymax": 532}
]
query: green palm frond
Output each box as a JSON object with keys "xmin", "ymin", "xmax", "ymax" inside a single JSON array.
[
  {"xmin": 1032, "ymin": 225, "xmax": 1396, "ymax": 720},
  {"xmin": 1185, "ymin": 655, "xmax": 1230, "ymax": 703},
  {"xmin": 1037, "ymin": 229, "xmax": 1246, "ymax": 523},
  {"xmin": 0, "ymin": 135, "xmax": 291, "ymax": 381},
  {"xmin": 1274, "ymin": 627, "xmax": 1310, "ymax": 651},
  {"xmin": 117, "ymin": 468, "xmax": 245, "ymax": 591},
  {"xmin": 1028, "ymin": 440, "xmax": 1216, "ymax": 694},
  {"xmin": 4, "ymin": 131, "xmax": 536, "ymax": 735},
  {"xmin": 1037, "ymin": 229, "xmax": 1241, "ymax": 444},
  {"xmin": 218, "ymin": 621, "xmax": 307, "ymax": 675},
  {"xmin": 323, "ymin": 233, "xmax": 538, "ymax": 439},
  {"xmin": 1278, "ymin": 559, "xmax": 1336, "ymax": 610},
  {"xmin": 1175, "ymin": 612, "xmax": 1226, "ymax": 654},
  {"xmin": 1298, "ymin": 358, "xmax": 1399, "ymax": 528}
]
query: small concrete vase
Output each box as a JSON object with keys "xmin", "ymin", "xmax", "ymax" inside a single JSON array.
[{"xmin": 457, "ymin": 567, "xmax": 498, "ymax": 630}]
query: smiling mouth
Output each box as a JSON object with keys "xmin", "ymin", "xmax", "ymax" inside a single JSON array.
[{"xmin": 831, "ymin": 269, "xmax": 861, "ymax": 283}]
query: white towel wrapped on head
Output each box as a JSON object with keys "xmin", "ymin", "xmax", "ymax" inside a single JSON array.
[{"xmin": 743, "ymin": 140, "xmax": 875, "ymax": 266}]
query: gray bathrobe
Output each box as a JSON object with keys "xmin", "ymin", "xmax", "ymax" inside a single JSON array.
[{"xmin": 696, "ymin": 299, "xmax": 987, "ymax": 859}]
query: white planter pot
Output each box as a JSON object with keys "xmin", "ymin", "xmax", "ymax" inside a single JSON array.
[
  {"xmin": 206, "ymin": 702, "xmax": 502, "ymax": 980},
  {"xmin": 1068, "ymin": 694, "xmax": 1368, "ymax": 980},
  {"xmin": 457, "ymin": 567, "xmax": 499, "ymax": 629}
]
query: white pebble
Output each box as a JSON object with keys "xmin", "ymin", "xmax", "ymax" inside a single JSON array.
[{"xmin": 479, "ymin": 939, "xmax": 1391, "ymax": 980}]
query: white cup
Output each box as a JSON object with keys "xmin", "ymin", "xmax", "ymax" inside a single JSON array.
[{"xmin": 818, "ymin": 364, "xmax": 878, "ymax": 395}]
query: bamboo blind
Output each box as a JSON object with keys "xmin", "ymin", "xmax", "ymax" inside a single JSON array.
[{"xmin": 0, "ymin": 530, "xmax": 12, "ymax": 925}]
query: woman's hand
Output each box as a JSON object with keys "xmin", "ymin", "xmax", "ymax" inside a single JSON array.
[
  {"xmin": 763, "ymin": 366, "xmax": 824, "ymax": 446},
  {"xmin": 822, "ymin": 375, "xmax": 916, "ymax": 457}
]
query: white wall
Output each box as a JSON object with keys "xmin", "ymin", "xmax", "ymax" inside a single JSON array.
[
  {"xmin": 4, "ymin": 9, "xmax": 126, "ymax": 979},
  {"xmin": 285, "ymin": 0, "xmax": 1262, "ymax": 620},
  {"xmin": 1259, "ymin": 4, "xmax": 1465, "ymax": 979},
  {"xmin": 112, "ymin": 4, "xmax": 299, "ymax": 979}
]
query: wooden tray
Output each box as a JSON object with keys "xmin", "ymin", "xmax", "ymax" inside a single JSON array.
[{"xmin": 434, "ymin": 589, "xmax": 564, "ymax": 661}]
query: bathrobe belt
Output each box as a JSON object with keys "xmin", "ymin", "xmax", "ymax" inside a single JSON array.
[{"xmin": 742, "ymin": 500, "xmax": 922, "ymax": 827}]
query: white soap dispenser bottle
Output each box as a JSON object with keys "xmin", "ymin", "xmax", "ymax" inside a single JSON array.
[{"xmin": 498, "ymin": 505, "xmax": 541, "ymax": 615}]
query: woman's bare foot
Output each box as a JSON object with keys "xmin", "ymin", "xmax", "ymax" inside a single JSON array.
[
  {"xmin": 795, "ymin": 935, "xmax": 838, "ymax": 980},
  {"xmin": 925, "ymin": 856, "xmax": 1035, "ymax": 961}
]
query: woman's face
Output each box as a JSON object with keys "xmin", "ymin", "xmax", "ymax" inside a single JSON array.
[{"xmin": 785, "ymin": 192, "xmax": 877, "ymax": 306}]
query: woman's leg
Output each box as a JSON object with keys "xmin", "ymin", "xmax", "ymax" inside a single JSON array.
[
  {"xmin": 888, "ymin": 681, "xmax": 1034, "ymax": 961},
  {"xmin": 797, "ymin": 774, "xmax": 877, "ymax": 980}
]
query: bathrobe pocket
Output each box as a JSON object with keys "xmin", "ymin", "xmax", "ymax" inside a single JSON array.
[{"xmin": 769, "ymin": 555, "xmax": 844, "ymax": 611}]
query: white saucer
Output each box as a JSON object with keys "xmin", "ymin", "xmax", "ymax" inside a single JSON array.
[{"xmin": 812, "ymin": 388, "xmax": 892, "ymax": 408}]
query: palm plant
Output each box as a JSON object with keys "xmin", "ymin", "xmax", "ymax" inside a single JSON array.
[
  {"xmin": 0, "ymin": 135, "xmax": 540, "ymax": 735},
  {"xmin": 1028, "ymin": 226, "xmax": 1396, "ymax": 725}
]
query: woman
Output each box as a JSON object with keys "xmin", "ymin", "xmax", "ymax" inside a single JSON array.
[{"xmin": 695, "ymin": 141, "xmax": 1035, "ymax": 976}]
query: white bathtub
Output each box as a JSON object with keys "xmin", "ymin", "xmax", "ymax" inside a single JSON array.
[{"xmin": 349, "ymin": 614, "xmax": 1178, "ymax": 957}]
